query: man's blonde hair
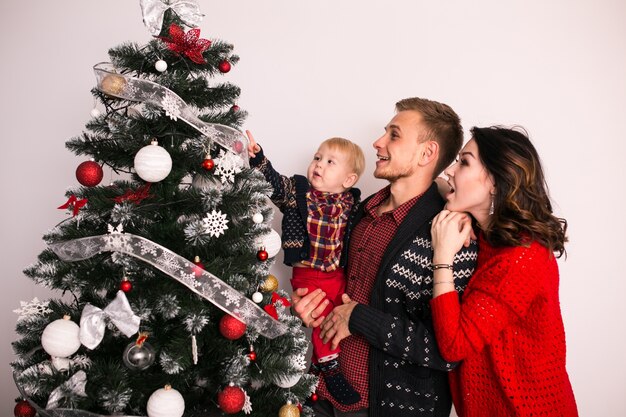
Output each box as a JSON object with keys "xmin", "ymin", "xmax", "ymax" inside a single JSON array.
[{"xmin": 320, "ymin": 137, "xmax": 365, "ymax": 178}]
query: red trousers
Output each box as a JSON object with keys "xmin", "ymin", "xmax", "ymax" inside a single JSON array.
[{"xmin": 291, "ymin": 267, "xmax": 347, "ymax": 363}]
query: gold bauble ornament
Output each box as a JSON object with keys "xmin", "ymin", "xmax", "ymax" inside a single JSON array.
[
  {"xmin": 100, "ymin": 74, "xmax": 127, "ymax": 96},
  {"xmin": 278, "ymin": 402, "xmax": 300, "ymax": 417},
  {"xmin": 260, "ymin": 274, "xmax": 279, "ymax": 292}
]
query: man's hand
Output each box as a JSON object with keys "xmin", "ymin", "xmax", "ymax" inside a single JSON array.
[
  {"xmin": 320, "ymin": 294, "xmax": 357, "ymax": 350},
  {"xmin": 291, "ymin": 288, "xmax": 328, "ymax": 328}
]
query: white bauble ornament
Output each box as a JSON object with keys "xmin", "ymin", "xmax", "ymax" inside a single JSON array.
[
  {"xmin": 90, "ymin": 108, "xmax": 101, "ymax": 118},
  {"xmin": 273, "ymin": 371, "xmax": 302, "ymax": 388},
  {"xmin": 134, "ymin": 140, "xmax": 172, "ymax": 183},
  {"xmin": 155, "ymin": 59, "xmax": 168, "ymax": 72},
  {"xmin": 252, "ymin": 212, "xmax": 264, "ymax": 224},
  {"xmin": 256, "ymin": 229, "xmax": 281, "ymax": 258},
  {"xmin": 252, "ymin": 292, "xmax": 263, "ymax": 303},
  {"xmin": 147, "ymin": 385, "xmax": 185, "ymax": 417},
  {"xmin": 41, "ymin": 315, "xmax": 81, "ymax": 358}
]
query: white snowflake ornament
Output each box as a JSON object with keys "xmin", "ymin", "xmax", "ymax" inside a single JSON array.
[
  {"xmin": 14, "ymin": 298, "xmax": 53, "ymax": 322},
  {"xmin": 161, "ymin": 91, "xmax": 181, "ymax": 120},
  {"xmin": 214, "ymin": 149, "xmax": 243, "ymax": 183},
  {"xmin": 202, "ymin": 210, "xmax": 229, "ymax": 237}
]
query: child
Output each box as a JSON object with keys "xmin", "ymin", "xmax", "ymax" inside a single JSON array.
[{"xmin": 246, "ymin": 130, "xmax": 364, "ymax": 405}]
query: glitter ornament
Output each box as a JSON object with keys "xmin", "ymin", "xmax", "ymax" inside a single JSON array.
[
  {"xmin": 41, "ymin": 315, "xmax": 81, "ymax": 358},
  {"xmin": 252, "ymin": 292, "xmax": 263, "ymax": 303},
  {"xmin": 279, "ymin": 401, "xmax": 300, "ymax": 417},
  {"xmin": 219, "ymin": 314, "xmax": 246, "ymax": 340},
  {"xmin": 146, "ymin": 385, "xmax": 185, "ymax": 417},
  {"xmin": 217, "ymin": 384, "xmax": 245, "ymax": 414},
  {"xmin": 260, "ymin": 274, "xmax": 279, "ymax": 292},
  {"xmin": 218, "ymin": 60, "xmax": 231, "ymax": 73},
  {"xmin": 76, "ymin": 160, "xmax": 103, "ymax": 187},
  {"xmin": 13, "ymin": 400, "xmax": 36, "ymax": 417},
  {"xmin": 100, "ymin": 74, "xmax": 127, "ymax": 96},
  {"xmin": 134, "ymin": 140, "xmax": 172, "ymax": 183},
  {"xmin": 252, "ymin": 212, "xmax": 264, "ymax": 224},
  {"xmin": 155, "ymin": 59, "xmax": 168, "ymax": 72},
  {"xmin": 122, "ymin": 339, "xmax": 155, "ymax": 371},
  {"xmin": 231, "ymin": 104, "xmax": 240, "ymax": 112}
]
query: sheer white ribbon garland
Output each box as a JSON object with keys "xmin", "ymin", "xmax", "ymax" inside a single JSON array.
[
  {"xmin": 49, "ymin": 233, "xmax": 288, "ymax": 339},
  {"xmin": 93, "ymin": 62, "xmax": 249, "ymax": 167}
]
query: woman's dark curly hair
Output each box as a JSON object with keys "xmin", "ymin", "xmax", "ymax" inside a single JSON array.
[{"xmin": 471, "ymin": 126, "xmax": 567, "ymax": 257}]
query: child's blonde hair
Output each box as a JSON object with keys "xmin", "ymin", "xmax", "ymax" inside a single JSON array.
[{"xmin": 320, "ymin": 137, "xmax": 365, "ymax": 178}]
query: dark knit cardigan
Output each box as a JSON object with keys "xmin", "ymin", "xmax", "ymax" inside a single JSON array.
[
  {"xmin": 348, "ymin": 184, "xmax": 478, "ymax": 417},
  {"xmin": 250, "ymin": 147, "xmax": 361, "ymax": 267}
]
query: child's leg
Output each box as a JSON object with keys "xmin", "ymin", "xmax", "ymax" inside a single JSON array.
[{"xmin": 292, "ymin": 268, "xmax": 360, "ymax": 405}]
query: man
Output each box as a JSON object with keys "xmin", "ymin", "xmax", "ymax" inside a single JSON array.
[{"xmin": 293, "ymin": 97, "xmax": 478, "ymax": 417}]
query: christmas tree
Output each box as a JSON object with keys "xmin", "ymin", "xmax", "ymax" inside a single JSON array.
[{"xmin": 11, "ymin": 2, "xmax": 315, "ymax": 417}]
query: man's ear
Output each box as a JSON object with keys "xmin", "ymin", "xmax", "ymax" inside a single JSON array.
[
  {"xmin": 343, "ymin": 173, "xmax": 358, "ymax": 189},
  {"xmin": 418, "ymin": 140, "xmax": 439, "ymax": 166}
]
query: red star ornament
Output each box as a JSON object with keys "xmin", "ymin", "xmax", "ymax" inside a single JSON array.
[{"xmin": 159, "ymin": 24, "xmax": 211, "ymax": 64}]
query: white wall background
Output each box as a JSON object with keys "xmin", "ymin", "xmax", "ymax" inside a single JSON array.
[{"xmin": 1, "ymin": 0, "xmax": 624, "ymax": 415}]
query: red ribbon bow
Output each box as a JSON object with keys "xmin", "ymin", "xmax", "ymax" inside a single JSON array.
[
  {"xmin": 57, "ymin": 195, "xmax": 88, "ymax": 216},
  {"xmin": 263, "ymin": 292, "xmax": 292, "ymax": 320},
  {"xmin": 158, "ymin": 23, "xmax": 211, "ymax": 64}
]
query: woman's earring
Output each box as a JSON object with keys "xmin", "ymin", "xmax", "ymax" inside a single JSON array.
[{"xmin": 489, "ymin": 194, "xmax": 495, "ymax": 215}]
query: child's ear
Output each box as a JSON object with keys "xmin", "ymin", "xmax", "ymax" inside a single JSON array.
[{"xmin": 343, "ymin": 173, "xmax": 358, "ymax": 189}]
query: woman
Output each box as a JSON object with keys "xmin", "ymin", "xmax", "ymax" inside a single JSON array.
[{"xmin": 429, "ymin": 126, "xmax": 578, "ymax": 416}]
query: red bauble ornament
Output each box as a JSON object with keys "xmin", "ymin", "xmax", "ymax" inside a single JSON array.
[
  {"xmin": 219, "ymin": 315, "xmax": 247, "ymax": 340},
  {"xmin": 202, "ymin": 158, "xmax": 215, "ymax": 170},
  {"xmin": 248, "ymin": 351, "xmax": 257, "ymax": 361},
  {"xmin": 233, "ymin": 140, "xmax": 244, "ymax": 153},
  {"xmin": 311, "ymin": 393, "xmax": 318, "ymax": 402},
  {"xmin": 217, "ymin": 385, "xmax": 245, "ymax": 414},
  {"xmin": 218, "ymin": 60, "xmax": 231, "ymax": 73},
  {"xmin": 76, "ymin": 160, "xmax": 103, "ymax": 187},
  {"xmin": 120, "ymin": 278, "xmax": 132, "ymax": 293},
  {"xmin": 14, "ymin": 400, "xmax": 36, "ymax": 417},
  {"xmin": 192, "ymin": 256, "xmax": 204, "ymax": 277},
  {"xmin": 257, "ymin": 248, "xmax": 269, "ymax": 262},
  {"xmin": 230, "ymin": 104, "xmax": 240, "ymax": 112}
]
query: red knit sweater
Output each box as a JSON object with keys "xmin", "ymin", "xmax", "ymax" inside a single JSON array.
[{"xmin": 430, "ymin": 235, "xmax": 578, "ymax": 417}]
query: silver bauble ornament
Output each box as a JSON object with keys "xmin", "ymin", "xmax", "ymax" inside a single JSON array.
[{"xmin": 122, "ymin": 341, "xmax": 156, "ymax": 371}]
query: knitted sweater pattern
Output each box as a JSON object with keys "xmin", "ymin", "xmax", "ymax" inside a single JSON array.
[
  {"xmin": 431, "ymin": 235, "xmax": 578, "ymax": 417},
  {"xmin": 250, "ymin": 148, "xmax": 360, "ymax": 266},
  {"xmin": 348, "ymin": 185, "xmax": 478, "ymax": 417}
]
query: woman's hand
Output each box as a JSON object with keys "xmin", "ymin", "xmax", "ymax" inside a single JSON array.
[
  {"xmin": 245, "ymin": 130, "xmax": 261, "ymax": 158},
  {"xmin": 431, "ymin": 210, "xmax": 473, "ymax": 263},
  {"xmin": 291, "ymin": 288, "xmax": 328, "ymax": 328}
]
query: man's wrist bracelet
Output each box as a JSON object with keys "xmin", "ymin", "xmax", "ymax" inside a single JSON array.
[
  {"xmin": 432, "ymin": 263, "xmax": 454, "ymax": 270},
  {"xmin": 433, "ymin": 281, "xmax": 455, "ymax": 286}
]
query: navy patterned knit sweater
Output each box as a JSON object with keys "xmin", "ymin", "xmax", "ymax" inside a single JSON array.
[{"xmin": 348, "ymin": 184, "xmax": 478, "ymax": 417}]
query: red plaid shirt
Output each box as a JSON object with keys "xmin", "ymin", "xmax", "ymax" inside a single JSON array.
[
  {"xmin": 315, "ymin": 186, "xmax": 423, "ymax": 412},
  {"xmin": 300, "ymin": 189, "xmax": 354, "ymax": 272}
]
